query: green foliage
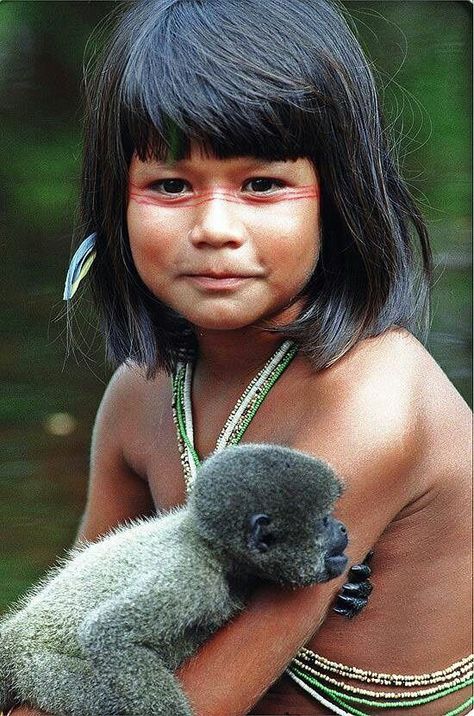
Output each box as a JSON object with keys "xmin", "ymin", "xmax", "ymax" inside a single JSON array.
[{"xmin": 344, "ymin": 1, "xmax": 472, "ymax": 222}]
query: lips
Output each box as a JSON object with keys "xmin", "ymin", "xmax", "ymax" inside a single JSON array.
[
  {"xmin": 185, "ymin": 271, "xmax": 256, "ymax": 279},
  {"xmin": 184, "ymin": 273, "xmax": 255, "ymax": 290},
  {"xmin": 324, "ymin": 554, "xmax": 349, "ymax": 578}
]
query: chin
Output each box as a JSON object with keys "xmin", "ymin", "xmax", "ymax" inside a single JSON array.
[
  {"xmin": 183, "ymin": 307, "xmax": 266, "ymax": 331},
  {"xmin": 180, "ymin": 299, "xmax": 300, "ymax": 332}
]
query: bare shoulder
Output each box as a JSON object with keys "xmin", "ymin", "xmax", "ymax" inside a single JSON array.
[
  {"xmin": 303, "ymin": 326, "xmax": 470, "ymax": 452},
  {"xmin": 356, "ymin": 328, "xmax": 472, "ymax": 486},
  {"xmin": 298, "ymin": 327, "xmax": 428, "ymax": 458},
  {"xmin": 97, "ymin": 362, "xmax": 170, "ymax": 423},
  {"xmin": 78, "ymin": 364, "xmax": 171, "ymax": 542},
  {"xmin": 292, "ymin": 327, "xmax": 471, "ymax": 555}
]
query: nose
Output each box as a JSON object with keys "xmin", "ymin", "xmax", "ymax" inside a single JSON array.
[
  {"xmin": 323, "ymin": 516, "xmax": 349, "ymax": 579},
  {"xmin": 326, "ymin": 517, "xmax": 349, "ymax": 555},
  {"xmin": 189, "ymin": 193, "xmax": 245, "ymax": 249}
]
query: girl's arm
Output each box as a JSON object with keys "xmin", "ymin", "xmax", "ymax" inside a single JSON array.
[
  {"xmin": 178, "ymin": 578, "xmax": 342, "ymax": 716},
  {"xmin": 75, "ymin": 366, "xmax": 156, "ymax": 542},
  {"xmin": 175, "ymin": 414, "xmax": 421, "ymax": 716}
]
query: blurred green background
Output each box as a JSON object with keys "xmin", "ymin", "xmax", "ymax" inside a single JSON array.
[{"xmin": 0, "ymin": 1, "xmax": 471, "ymax": 611}]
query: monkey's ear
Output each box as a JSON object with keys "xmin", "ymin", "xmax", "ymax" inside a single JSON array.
[{"xmin": 247, "ymin": 514, "xmax": 273, "ymax": 553}]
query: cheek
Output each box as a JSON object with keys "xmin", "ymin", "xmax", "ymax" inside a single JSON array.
[
  {"xmin": 127, "ymin": 203, "xmax": 183, "ymax": 269},
  {"xmin": 267, "ymin": 202, "xmax": 320, "ymax": 278}
]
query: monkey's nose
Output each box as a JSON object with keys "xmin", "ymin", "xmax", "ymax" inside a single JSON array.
[{"xmin": 326, "ymin": 517, "xmax": 349, "ymax": 555}]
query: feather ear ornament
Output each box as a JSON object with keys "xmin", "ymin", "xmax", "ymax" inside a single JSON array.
[{"xmin": 63, "ymin": 232, "xmax": 97, "ymax": 300}]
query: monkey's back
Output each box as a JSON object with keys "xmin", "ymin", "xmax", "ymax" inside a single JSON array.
[{"xmin": 1, "ymin": 507, "xmax": 192, "ymax": 659}]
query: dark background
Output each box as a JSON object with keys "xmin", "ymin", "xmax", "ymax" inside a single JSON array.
[{"xmin": 0, "ymin": 1, "xmax": 471, "ymax": 610}]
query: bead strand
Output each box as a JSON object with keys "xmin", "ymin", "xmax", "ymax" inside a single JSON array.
[
  {"xmin": 287, "ymin": 668, "xmax": 474, "ymax": 716},
  {"xmin": 228, "ymin": 345, "xmax": 298, "ymax": 446},
  {"xmin": 172, "ymin": 365, "xmax": 197, "ymax": 492},
  {"xmin": 172, "ymin": 341, "xmax": 298, "ymax": 490},
  {"xmin": 288, "ymin": 667, "xmax": 474, "ymax": 714},
  {"xmin": 296, "ymin": 648, "xmax": 474, "ymax": 686},
  {"xmin": 216, "ymin": 340, "xmax": 295, "ymax": 449},
  {"xmin": 286, "ymin": 669, "xmax": 356, "ymax": 716},
  {"xmin": 290, "ymin": 656, "xmax": 473, "ymax": 699}
]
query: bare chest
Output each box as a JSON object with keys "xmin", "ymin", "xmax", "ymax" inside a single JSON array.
[{"xmin": 134, "ymin": 381, "xmax": 302, "ymax": 511}]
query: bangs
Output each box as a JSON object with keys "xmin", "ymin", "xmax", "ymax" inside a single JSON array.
[{"xmin": 115, "ymin": 0, "xmax": 320, "ymax": 163}]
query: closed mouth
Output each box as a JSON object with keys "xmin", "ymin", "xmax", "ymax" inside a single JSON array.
[
  {"xmin": 185, "ymin": 272, "xmax": 256, "ymax": 279},
  {"xmin": 327, "ymin": 533, "xmax": 349, "ymax": 558},
  {"xmin": 324, "ymin": 553, "xmax": 349, "ymax": 577},
  {"xmin": 184, "ymin": 274, "xmax": 255, "ymax": 290}
]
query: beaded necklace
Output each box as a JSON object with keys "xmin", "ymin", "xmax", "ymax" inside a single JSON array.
[
  {"xmin": 171, "ymin": 343, "xmax": 474, "ymax": 716},
  {"xmin": 286, "ymin": 651, "xmax": 474, "ymax": 716},
  {"xmin": 172, "ymin": 339, "xmax": 298, "ymax": 491}
]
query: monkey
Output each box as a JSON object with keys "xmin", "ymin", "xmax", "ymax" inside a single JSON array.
[{"xmin": 0, "ymin": 444, "xmax": 350, "ymax": 716}]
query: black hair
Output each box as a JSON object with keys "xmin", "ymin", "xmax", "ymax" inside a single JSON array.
[{"xmin": 76, "ymin": 0, "xmax": 433, "ymax": 376}]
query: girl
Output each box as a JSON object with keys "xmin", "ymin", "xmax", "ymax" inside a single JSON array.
[{"xmin": 11, "ymin": 0, "xmax": 472, "ymax": 714}]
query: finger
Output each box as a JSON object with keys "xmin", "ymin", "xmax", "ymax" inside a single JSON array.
[
  {"xmin": 332, "ymin": 594, "xmax": 368, "ymax": 619},
  {"xmin": 348, "ymin": 563, "xmax": 372, "ymax": 581},
  {"xmin": 341, "ymin": 581, "xmax": 373, "ymax": 598}
]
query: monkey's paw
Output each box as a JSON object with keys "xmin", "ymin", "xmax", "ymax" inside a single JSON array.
[{"xmin": 332, "ymin": 550, "xmax": 374, "ymax": 619}]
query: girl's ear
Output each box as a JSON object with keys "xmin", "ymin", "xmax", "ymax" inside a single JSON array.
[{"xmin": 247, "ymin": 514, "xmax": 273, "ymax": 553}]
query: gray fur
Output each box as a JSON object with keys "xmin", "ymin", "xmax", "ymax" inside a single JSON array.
[{"xmin": 0, "ymin": 444, "xmax": 346, "ymax": 716}]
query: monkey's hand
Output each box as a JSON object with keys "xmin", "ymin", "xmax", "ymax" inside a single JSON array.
[{"xmin": 332, "ymin": 550, "xmax": 374, "ymax": 619}]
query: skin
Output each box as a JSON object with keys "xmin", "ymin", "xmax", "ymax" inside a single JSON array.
[
  {"xmin": 126, "ymin": 148, "xmax": 321, "ymax": 332},
  {"xmin": 12, "ymin": 149, "xmax": 472, "ymax": 716}
]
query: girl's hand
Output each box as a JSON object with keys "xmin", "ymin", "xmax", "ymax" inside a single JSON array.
[{"xmin": 9, "ymin": 708, "xmax": 50, "ymax": 715}]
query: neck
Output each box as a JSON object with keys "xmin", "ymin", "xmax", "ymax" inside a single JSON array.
[
  {"xmin": 189, "ymin": 297, "xmax": 306, "ymax": 384},
  {"xmin": 183, "ymin": 510, "xmax": 256, "ymax": 592},
  {"xmin": 193, "ymin": 327, "xmax": 290, "ymax": 385}
]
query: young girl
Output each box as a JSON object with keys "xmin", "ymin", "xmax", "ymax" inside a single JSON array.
[{"xmin": 11, "ymin": 0, "xmax": 472, "ymax": 714}]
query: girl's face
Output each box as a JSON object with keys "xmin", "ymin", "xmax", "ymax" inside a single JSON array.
[{"xmin": 127, "ymin": 144, "xmax": 320, "ymax": 331}]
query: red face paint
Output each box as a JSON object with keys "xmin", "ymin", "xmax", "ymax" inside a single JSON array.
[{"xmin": 128, "ymin": 183, "xmax": 319, "ymax": 208}]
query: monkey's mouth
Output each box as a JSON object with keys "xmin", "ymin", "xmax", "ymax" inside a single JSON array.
[
  {"xmin": 324, "ymin": 553, "xmax": 349, "ymax": 577},
  {"xmin": 323, "ymin": 519, "xmax": 349, "ymax": 578}
]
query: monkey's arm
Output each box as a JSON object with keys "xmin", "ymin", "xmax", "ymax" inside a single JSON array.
[{"xmin": 332, "ymin": 550, "xmax": 374, "ymax": 618}]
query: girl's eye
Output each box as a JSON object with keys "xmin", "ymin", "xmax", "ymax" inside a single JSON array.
[
  {"xmin": 243, "ymin": 178, "xmax": 285, "ymax": 193},
  {"xmin": 151, "ymin": 179, "xmax": 189, "ymax": 195}
]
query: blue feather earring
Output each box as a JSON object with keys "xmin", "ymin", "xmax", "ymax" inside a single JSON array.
[{"xmin": 63, "ymin": 232, "xmax": 97, "ymax": 300}]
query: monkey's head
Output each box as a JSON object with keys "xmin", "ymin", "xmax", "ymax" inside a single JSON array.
[{"xmin": 189, "ymin": 444, "xmax": 348, "ymax": 586}]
